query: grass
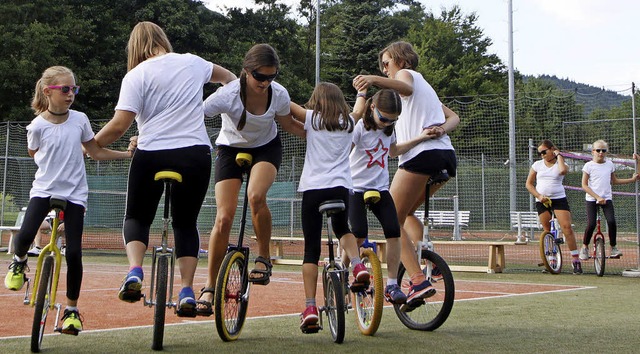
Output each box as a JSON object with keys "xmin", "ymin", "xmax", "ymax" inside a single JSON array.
[{"xmin": 1, "ymin": 268, "xmax": 639, "ymax": 353}]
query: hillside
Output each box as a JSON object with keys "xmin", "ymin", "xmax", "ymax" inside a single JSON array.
[{"xmin": 524, "ymin": 74, "xmax": 628, "ymax": 110}]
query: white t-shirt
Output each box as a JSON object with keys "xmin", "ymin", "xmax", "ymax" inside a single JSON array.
[
  {"xmin": 395, "ymin": 69, "xmax": 454, "ymax": 165},
  {"xmin": 531, "ymin": 159, "xmax": 566, "ymax": 200},
  {"xmin": 203, "ymin": 80, "xmax": 291, "ymax": 148},
  {"xmin": 350, "ymin": 120, "xmax": 396, "ymax": 192},
  {"xmin": 298, "ymin": 110, "xmax": 353, "ymax": 192},
  {"xmin": 115, "ymin": 53, "xmax": 214, "ymax": 151},
  {"xmin": 27, "ymin": 110, "xmax": 94, "ymax": 207},
  {"xmin": 583, "ymin": 160, "xmax": 615, "ymax": 201}
]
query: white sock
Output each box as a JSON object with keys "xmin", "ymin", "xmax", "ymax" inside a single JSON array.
[
  {"xmin": 15, "ymin": 254, "xmax": 27, "ymax": 262},
  {"xmin": 387, "ymin": 278, "xmax": 398, "ymax": 286},
  {"xmin": 65, "ymin": 306, "xmax": 78, "ymax": 312}
]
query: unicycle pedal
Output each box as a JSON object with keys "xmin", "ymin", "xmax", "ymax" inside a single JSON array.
[
  {"xmin": 300, "ymin": 323, "xmax": 321, "ymax": 334},
  {"xmin": 400, "ymin": 298, "xmax": 425, "ymax": 313}
]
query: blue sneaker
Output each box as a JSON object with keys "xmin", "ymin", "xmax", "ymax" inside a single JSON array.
[
  {"xmin": 118, "ymin": 267, "xmax": 143, "ymax": 303},
  {"xmin": 176, "ymin": 287, "xmax": 197, "ymax": 317},
  {"xmin": 400, "ymin": 279, "xmax": 436, "ymax": 312},
  {"xmin": 384, "ymin": 284, "xmax": 407, "ymax": 304}
]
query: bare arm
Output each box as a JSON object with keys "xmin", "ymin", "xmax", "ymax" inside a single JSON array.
[
  {"xmin": 211, "ymin": 64, "xmax": 237, "ymax": 85},
  {"xmin": 350, "ymin": 91, "xmax": 368, "ymax": 122},
  {"xmin": 95, "ymin": 110, "xmax": 136, "ymax": 147},
  {"xmin": 82, "ymin": 138, "xmax": 131, "ymax": 161},
  {"xmin": 424, "ymin": 104, "xmax": 460, "ymax": 139},
  {"xmin": 554, "ymin": 150, "xmax": 568, "ymax": 175},
  {"xmin": 289, "ymin": 102, "xmax": 307, "ymax": 122},
  {"xmin": 582, "ymin": 171, "xmax": 605, "ymax": 204},
  {"xmin": 276, "ymin": 113, "xmax": 305, "ymax": 138},
  {"xmin": 352, "ymin": 70, "xmax": 414, "ymax": 96},
  {"xmin": 611, "ymin": 172, "xmax": 639, "ymax": 185},
  {"xmin": 390, "ymin": 129, "xmax": 429, "ymax": 157},
  {"xmin": 525, "ymin": 168, "xmax": 547, "ymax": 203}
]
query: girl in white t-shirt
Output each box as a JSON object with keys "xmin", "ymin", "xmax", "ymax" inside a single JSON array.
[
  {"xmin": 349, "ymin": 89, "xmax": 433, "ymax": 304},
  {"xmin": 580, "ymin": 140, "xmax": 639, "ymax": 259},
  {"xmin": 525, "ymin": 139, "xmax": 582, "ymax": 273},
  {"xmin": 291, "ymin": 82, "xmax": 370, "ymax": 332},
  {"xmin": 353, "ymin": 41, "xmax": 458, "ymax": 308},
  {"xmin": 95, "ymin": 22, "xmax": 237, "ymax": 317},
  {"xmin": 5, "ymin": 66, "xmax": 131, "ymax": 335},
  {"xmin": 198, "ymin": 44, "xmax": 305, "ymax": 316}
]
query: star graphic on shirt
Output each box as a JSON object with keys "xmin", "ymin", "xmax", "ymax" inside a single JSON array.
[{"xmin": 366, "ymin": 138, "xmax": 389, "ymax": 168}]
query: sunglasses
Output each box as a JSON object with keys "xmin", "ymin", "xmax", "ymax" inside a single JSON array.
[
  {"xmin": 251, "ymin": 70, "xmax": 278, "ymax": 82},
  {"xmin": 375, "ymin": 108, "xmax": 397, "ymax": 124},
  {"xmin": 594, "ymin": 148, "xmax": 608, "ymax": 153},
  {"xmin": 538, "ymin": 149, "xmax": 549, "ymax": 156},
  {"xmin": 48, "ymin": 85, "xmax": 80, "ymax": 95}
]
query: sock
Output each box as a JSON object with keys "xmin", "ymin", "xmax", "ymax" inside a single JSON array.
[
  {"xmin": 570, "ymin": 249, "xmax": 580, "ymax": 257},
  {"xmin": 129, "ymin": 265, "xmax": 143, "ymax": 272},
  {"xmin": 305, "ymin": 298, "xmax": 316, "ymax": 307},
  {"xmin": 15, "ymin": 254, "xmax": 27, "ymax": 262},
  {"xmin": 350, "ymin": 257, "xmax": 362, "ymax": 268},
  {"xmin": 387, "ymin": 278, "xmax": 398, "ymax": 286},
  {"xmin": 65, "ymin": 306, "xmax": 78, "ymax": 313}
]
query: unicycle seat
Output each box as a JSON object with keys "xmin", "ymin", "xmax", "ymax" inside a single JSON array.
[
  {"xmin": 154, "ymin": 170, "xmax": 183, "ymax": 183},
  {"xmin": 49, "ymin": 196, "xmax": 67, "ymax": 210},
  {"xmin": 319, "ymin": 200, "xmax": 345, "ymax": 215},
  {"xmin": 428, "ymin": 170, "xmax": 449, "ymax": 185}
]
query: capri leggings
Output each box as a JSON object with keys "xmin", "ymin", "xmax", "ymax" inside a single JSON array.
[
  {"xmin": 123, "ymin": 145, "xmax": 211, "ymax": 258},
  {"xmin": 348, "ymin": 190, "xmax": 400, "ymax": 240},
  {"xmin": 583, "ymin": 200, "xmax": 617, "ymax": 247},
  {"xmin": 14, "ymin": 196, "xmax": 85, "ymax": 301},
  {"xmin": 301, "ymin": 186, "xmax": 352, "ymax": 264}
]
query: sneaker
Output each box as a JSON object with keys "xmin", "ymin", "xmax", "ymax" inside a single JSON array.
[
  {"xmin": 579, "ymin": 247, "xmax": 589, "ymax": 260},
  {"xmin": 299, "ymin": 305, "xmax": 319, "ymax": 332},
  {"xmin": 572, "ymin": 260, "xmax": 583, "ymax": 275},
  {"xmin": 176, "ymin": 287, "xmax": 197, "ymax": 317},
  {"xmin": 27, "ymin": 246, "xmax": 42, "ymax": 257},
  {"xmin": 430, "ymin": 265, "xmax": 443, "ymax": 281},
  {"xmin": 384, "ymin": 284, "xmax": 407, "ymax": 304},
  {"xmin": 118, "ymin": 267, "xmax": 143, "ymax": 303},
  {"xmin": 61, "ymin": 309, "xmax": 83, "ymax": 335},
  {"xmin": 406, "ymin": 279, "xmax": 436, "ymax": 303},
  {"xmin": 351, "ymin": 263, "xmax": 370, "ymax": 290},
  {"xmin": 610, "ymin": 246, "xmax": 623, "ymax": 258},
  {"xmin": 60, "ymin": 246, "xmax": 66, "ymax": 256},
  {"xmin": 4, "ymin": 258, "xmax": 28, "ymax": 291}
]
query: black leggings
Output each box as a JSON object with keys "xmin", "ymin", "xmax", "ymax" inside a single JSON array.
[
  {"xmin": 13, "ymin": 197, "xmax": 85, "ymax": 301},
  {"xmin": 583, "ymin": 200, "xmax": 617, "ymax": 246},
  {"xmin": 348, "ymin": 190, "xmax": 400, "ymax": 240},
  {"xmin": 301, "ymin": 187, "xmax": 352, "ymax": 264},
  {"xmin": 124, "ymin": 145, "xmax": 211, "ymax": 258}
]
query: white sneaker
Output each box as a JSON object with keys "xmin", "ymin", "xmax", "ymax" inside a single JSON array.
[
  {"xmin": 610, "ymin": 246, "xmax": 623, "ymax": 257},
  {"xmin": 579, "ymin": 247, "xmax": 589, "ymax": 260},
  {"xmin": 27, "ymin": 246, "xmax": 42, "ymax": 257},
  {"xmin": 60, "ymin": 246, "xmax": 66, "ymax": 256}
]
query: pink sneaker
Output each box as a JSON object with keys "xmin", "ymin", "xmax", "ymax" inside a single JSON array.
[
  {"xmin": 300, "ymin": 305, "xmax": 319, "ymax": 329},
  {"xmin": 353, "ymin": 263, "xmax": 370, "ymax": 284}
]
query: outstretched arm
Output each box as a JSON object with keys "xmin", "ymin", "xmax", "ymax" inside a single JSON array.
[
  {"xmin": 276, "ymin": 113, "xmax": 305, "ymax": 138},
  {"xmin": 83, "ymin": 138, "xmax": 132, "ymax": 161},
  {"xmin": 352, "ymin": 70, "xmax": 414, "ymax": 96},
  {"xmin": 95, "ymin": 110, "xmax": 136, "ymax": 147},
  {"xmin": 210, "ymin": 64, "xmax": 237, "ymax": 85}
]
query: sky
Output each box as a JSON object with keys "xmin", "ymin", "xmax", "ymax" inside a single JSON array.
[{"xmin": 204, "ymin": 0, "xmax": 640, "ymax": 93}]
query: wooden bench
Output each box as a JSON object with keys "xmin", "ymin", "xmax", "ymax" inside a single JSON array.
[
  {"xmin": 0, "ymin": 208, "xmax": 26, "ymax": 253},
  {"xmin": 510, "ymin": 211, "xmax": 541, "ymax": 242}
]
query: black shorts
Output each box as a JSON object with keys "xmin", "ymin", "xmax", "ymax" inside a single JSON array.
[
  {"xmin": 399, "ymin": 149, "xmax": 457, "ymax": 178},
  {"xmin": 214, "ymin": 134, "xmax": 282, "ymax": 183},
  {"xmin": 535, "ymin": 197, "xmax": 571, "ymax": 215}
]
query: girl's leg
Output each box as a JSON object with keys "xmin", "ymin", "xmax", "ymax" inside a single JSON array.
[
  {"xmin": 300, "ymin": 191, "xmax": 322, "ymax": 327},
  {"xmin": 583, "ymin": 201, "xmax": 597, "ymax": 246},
  {"xmin": 63, "ymin": 202, "xmax": 85, "ymax": 303},
  {"xmin": 12, "ymin": 197, "xmax": 50, "ymax": 257},
  {"xmin": 371, "ymin": 191, "xmax": 401, "ymax": 279},
  {"xmin": 602, "ymin": 201, "xmax": 619, "ymax": 248},
  {"xmin": 247, "ymin": 161, "xmax": 277, "ymax": 277}
]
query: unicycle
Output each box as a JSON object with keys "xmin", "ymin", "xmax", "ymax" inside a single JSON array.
[
  {"xmin": 26, "ymin": 197, "xmax": 66, "ymax": 353},
  {"xmin": 214, "ymin": 153, "xmax": 253, "ymax": 341},
  {"xmin": 393, "ymin": 172, "xmax": 455, "ymax": 331},
  {"xmin": 539, "ymin": 204, "xmax": 563, "ymax": 274},
  {"xmin": 144, "ymin": 171, "xmax": 182, "ymax": 351},
  {"xmin": 351, "ymin": 190, "xmax": 385, "ymax": 336}
]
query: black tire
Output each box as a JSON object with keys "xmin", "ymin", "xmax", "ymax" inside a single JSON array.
[
  {"xmin": 353, "ymin": 249, "xmax": 383, "ymax": 336},
  {"xmin": 151, "ymin": 256, "xmax": 168, "ymax": 351},
  {"xmin": 393, "ymin": 250, "xmax": 455, "ymax": 331},
  {"xmin": 594, "ymin": 236, "xmax": 606, "ymax": 277},
  {"xmin": 214, "ymin": 251, "xmax": 249, "ymax": 342},
  {"xmin": 31, "ymin": 256, "xmax": 54, "ymax": 353},
  {"xmin": 539, "ymin": 232, "xmax": 563, "ymax": 274},
  {"xmin": 325, "ymin": 271, "xmax": 345, "ymax": 343}
]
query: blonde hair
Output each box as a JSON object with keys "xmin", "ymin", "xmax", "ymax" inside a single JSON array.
[
  {"xmin": 127, "ymin": 21, "xmax": 173, "ymax": 71},
  {"xmin": 593, "ymin": 139, "xmax": 608, "ymax": 148},
  {"xmin": 237, "ymin": 44, "xmax": 280, "ymax": 130},
  {"xmin": 378, "ymin": 41, "xmax": 419, "ymax": 73},
  {"xmin": 306, "ymin": 82, "xmax": 354, "ymax": 133},
  {"xmin": 362, "ymin": 89, "xmax": 402, "ymax": 136},
  {"xmin": 31, "ymin": 66, "xmax": 75, "ymax": 115}
]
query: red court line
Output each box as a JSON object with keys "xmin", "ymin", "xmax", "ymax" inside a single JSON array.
[{"xmin": 0, "ymin": 263, "xmax": 591, "ymax": 339}]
